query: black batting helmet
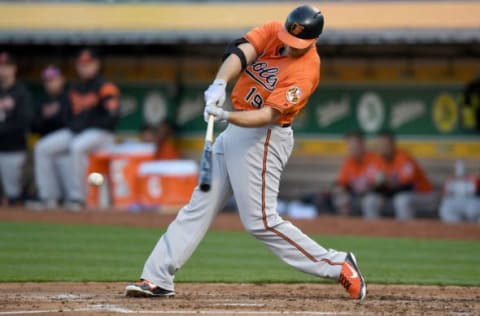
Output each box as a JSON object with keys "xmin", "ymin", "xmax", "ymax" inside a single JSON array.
[{"xmin": 278, "ymin": 5, "xmax": 324, "ymax": 49}]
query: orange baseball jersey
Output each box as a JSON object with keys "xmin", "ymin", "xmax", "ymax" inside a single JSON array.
[
  {"xmin": 337, "ymin": 152, "xmax": 381, "ymax": 193},
  {"xmin": 231, "ymin": 21, "xmax": 320, "ymax": 125},
  {"xmin": 378, "ymin": 150, "xmax": 433, "ymax": 193}
]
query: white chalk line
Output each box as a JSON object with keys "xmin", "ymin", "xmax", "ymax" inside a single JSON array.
[
  {"xmin": 2, "ymin": 292, "xmax": 118, "ymax": 301},
  {"xmin": 213, "ymin": 303, "xmax": 266, "ymax": 307},
  {"xmin": 0, "ymin": 312, "xmax": 55, "ymax": 315},
  {"xmin": 0, "ymin": 304, "xmax": 354, "ymax": 315}
]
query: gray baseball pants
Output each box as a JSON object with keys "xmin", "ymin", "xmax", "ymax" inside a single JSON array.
[
  {"xmin": 34, "ymin": 128, "xmax": 114, "ymax": 202},
  {"xmin": 362, "ymin": 192, "xmax": 438, "ymax": 220},
  {"xmin": 141, "ymin": 124, "xmax": 347, "ymax": 291},
  {"xmin": 439, "ymin": 197, "xmax": 480, "ymax": 223},
  {"xmin": 0, "ymin": 151, "xmax": 26, "ymax": 200}
]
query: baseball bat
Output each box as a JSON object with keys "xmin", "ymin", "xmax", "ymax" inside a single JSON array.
[{"xmin": 199, "ymin": 114, "xmax": 215, "ymax": 192}]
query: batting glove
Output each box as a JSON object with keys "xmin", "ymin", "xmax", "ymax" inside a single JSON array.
[
  {"xmin": 204, "ymin": 104, "xmax": 229, "ymax": 123},
  {"xmin": 204, "ymin": 79, "xmax": 227, "ymax": 108}
]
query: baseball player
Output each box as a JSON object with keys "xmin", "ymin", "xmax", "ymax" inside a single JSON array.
[
  {"xmin": 332, "ymin": 131, "xmax": 381, "ymax": 216},
  {"xmin": 0, "ymin": 51, "xmax": 33, "ymax": 206},
  {"xmin": 34, "ymin": 48, "xmax": 119, "ymax": 210},
  {"xmin": 29, "ymin": 65, "xmax": 71, "ymax": 208},
  {"xmin": 362, "ymin": 131, "xmax": 436, "ymax": 220},
  {"xmin": 439, "ymin": 160, "xmax": 480, "ymax": 223},
  {"xmin": 126, "ymin": 5, "xmax": 367, "ymax": 300},
  {"xmin": 31, "ymin": 65, "xmax": 70, "ymax": 138}
]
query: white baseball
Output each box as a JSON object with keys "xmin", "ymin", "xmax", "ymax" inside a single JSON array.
[{"xmin": 88, "ymin": 172, "xmax": 104, "ymax": 186}]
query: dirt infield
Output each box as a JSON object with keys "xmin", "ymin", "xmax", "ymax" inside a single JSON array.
[
  {"xmin": 1, "ymin": 208, "xmax": 479, "ymax": 315},
  {"xmin": 0, "ymin": 282, "xmax": 479, "ymax": 315},
  {"xmin": 0, "ymin": 208, "xmax": 479, "ymax": 241}
]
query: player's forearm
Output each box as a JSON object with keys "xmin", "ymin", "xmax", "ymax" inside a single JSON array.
[
  {"xmin": 215, "ymin": 55, "xmax": 243, "ymax": 83},
  {"xmin": 226, "ymin": 106, "xmax": 280, "ymax": 128},
  {"xmin": 215, "ymin": 43, "xmax": 257, "ymax": 83}
]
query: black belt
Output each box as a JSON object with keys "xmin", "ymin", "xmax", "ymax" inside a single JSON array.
[{"xmin": 281, "ymin": 124, "xmax": 291, "ymax": 128}]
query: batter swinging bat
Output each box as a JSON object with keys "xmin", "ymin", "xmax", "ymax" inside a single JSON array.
[{"xmin": 199, "ymin": 114, "xmax": 215, "ymax": 192}]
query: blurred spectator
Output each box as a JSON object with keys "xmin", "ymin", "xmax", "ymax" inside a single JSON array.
[
  {"xmin": 31, "ymin": 65, "xmax": 70, "ymax": 136},
  {"xmin": 34, "ymin": 48, "xmax": 120, "ymax": 211},
  {"xmin": 332, "ymin": 131, "xmax": 380, "ymax": 216},
  {"xmin": 439, "ymin": 160, "xmax": 480, "ymax": 224},
  {"xmin": 139, "ymin": 120, "xmax": 180, "ymax": 160},
  {"xmin": 362, "ymin": 130, "xmax": 437, "ymax": 220},
  {"xmin": 461, "ymin": 75, "xmax": 480, "ymax": 131},
  {"xmin": 29, "ymin": 65, "xmax": 71, "ymax": 208},
  {"xmin": 0, "ymin": 51, "xmax": 33, "ymax": 206},
  {"xmin": 139, "ymin": 125, "xmax": 157, "ymax": 143},
  {"xmin": 155, "ymin": 120, "xmax": 180, "ymax": 160}
]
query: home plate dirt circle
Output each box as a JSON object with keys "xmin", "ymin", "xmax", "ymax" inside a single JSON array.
[{"xmin": 0, "ymin": 282, "xmax": 478, "ymax": 315}]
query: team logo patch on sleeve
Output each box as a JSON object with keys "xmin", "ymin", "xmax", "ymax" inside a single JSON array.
[{"xmin": 286, "ymin": 86, "xmax": 302, "ymax": 104}]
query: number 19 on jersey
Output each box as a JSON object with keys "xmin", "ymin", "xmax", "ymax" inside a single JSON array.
[{"xmin": 245, "ymin": 87, "xmax": 264, "ymax": 108}]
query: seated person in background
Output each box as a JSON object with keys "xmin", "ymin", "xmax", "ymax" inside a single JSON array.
[
  {"xmin": 30, "ymin": 65, "xmax": 71, "ymax": 208},
  {"xmin": 31, "ymin": 65, "xmax": 70, "ymax": 137},
  {"xmin": 155, "ymin": 119, "xmax": 180, "ymax": 160},
  {"xmin": 0, "ymin": 51, "xmax": 33, "ymax": 206},
  {"xmin": 139, "ymin": 125, "xmax": 157, "ymax": 143},
  {"xmin": 362, "ymin": 130, "xmax": 437, "ymax": 220},
  {"xmin": 34, "ymin": 48, "xmax": 120, "ymax": 210},
  {"xmin": 439, "ymin": 160, "xmax": 480, "ymax": 224},
  {"xmin": 331, "ymin": 131, "xmax": 380, "ymax": 216},
  {"xmin": 139, "ymin": 119, "xmax": 180, "ymax": 160}
]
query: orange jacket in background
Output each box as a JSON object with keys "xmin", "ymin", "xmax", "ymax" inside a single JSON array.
[
  {"xmin": 337, "ymin": 151, "xmax": 381, "ymax": 193},
  {"xmin": 377, "ymin": 149, "xmax": 432, "ymax": 193},
  {"xmin": 155, "ymin": 138, "xmax": 181, "ymax": 160}
]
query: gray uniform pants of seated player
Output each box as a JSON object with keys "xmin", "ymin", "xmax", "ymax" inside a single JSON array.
[
  {"xmin": 34, "ymin": 128, "xmax": 114, "ymax": 202},
  {"xmin": 362, "ymin": 192, "xmax": 438, "ymax": 220},
  {"xmin": 439, "ymin": 197, "xmax": 480, "ymax": 223},
  {"xmin": 0, "ymin": 151, "xmax": 26, "ymax": 200},
  {"xmin": 141, "ymin": 124, "xmax": 347, "ymax": 292}
]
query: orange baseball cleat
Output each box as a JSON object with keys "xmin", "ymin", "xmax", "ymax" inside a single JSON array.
[{"xmin": 339, "ymin": 252, "xmax": 367, "ymax": 300}]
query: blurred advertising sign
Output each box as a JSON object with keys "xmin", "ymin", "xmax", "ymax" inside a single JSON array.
[
  {"xmin": 296, "ymin": 84, "xmax": 472, "ymax": 137},
  {"xmin": 169, "ymin": 84, "xmax": 474, "ymax": 138},
  {"xmin": 26, "ymin": 82, "xmax": 476, "ymax": 138}
]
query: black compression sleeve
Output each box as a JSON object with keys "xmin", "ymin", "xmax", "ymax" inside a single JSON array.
[{"xmin": 222, "ymin": 38, "xmax": 249, "ymax": 70}]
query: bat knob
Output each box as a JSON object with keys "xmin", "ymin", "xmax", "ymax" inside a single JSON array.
[{"xmin": 199, "ymin": 183, "xmax": 211, "ymax": 192}]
